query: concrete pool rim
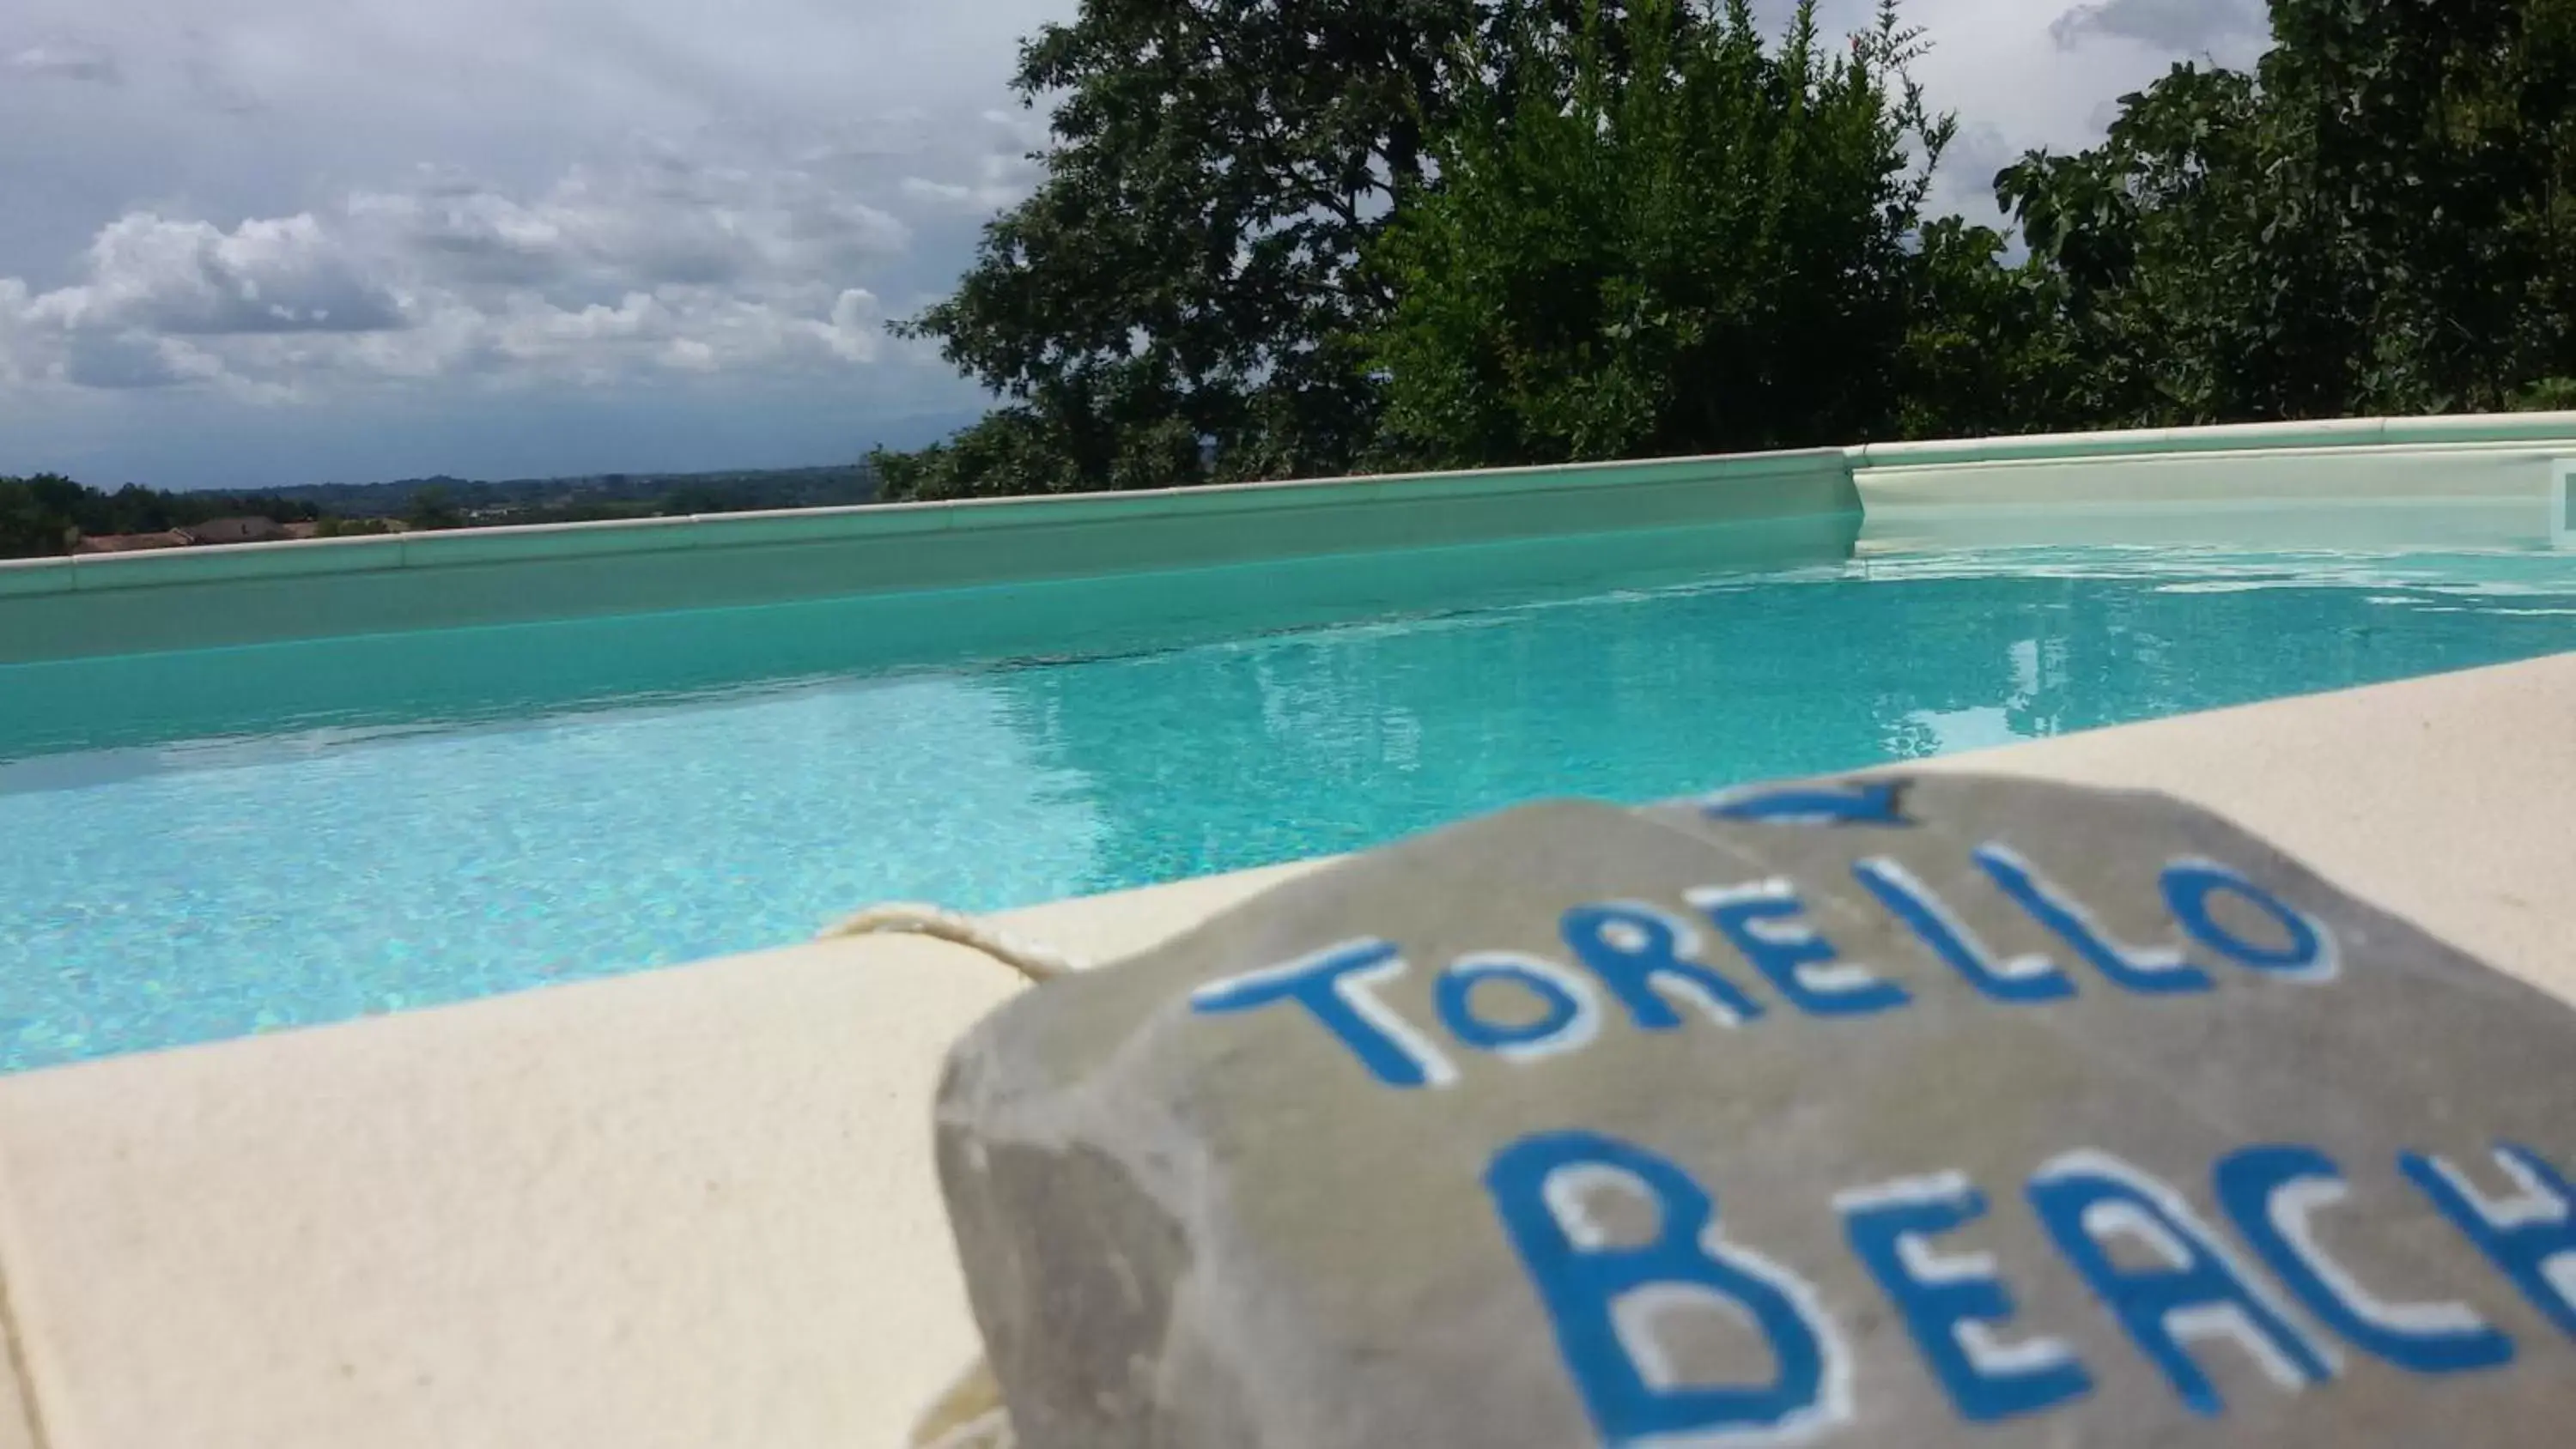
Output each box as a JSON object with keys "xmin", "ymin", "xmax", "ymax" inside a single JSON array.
[{"xmin": 6, "ymin": 410, "xmax": 2576, "ymax": 664}]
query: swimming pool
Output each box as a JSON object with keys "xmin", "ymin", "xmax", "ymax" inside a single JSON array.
[{"xmin": 4, "ymin": 528, "xmax": 2574, "ymax": 1070}]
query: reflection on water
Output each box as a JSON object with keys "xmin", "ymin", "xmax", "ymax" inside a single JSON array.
[
  {"xmin": 2, "ymin": 541, "xmax": 2573, "ymax": 1070},
  {"xmin": 0, "ymin": 514, "xmax": 1856, "ymax": 768},
  {"xmin": 987, "ymin": 548, "xmax": 2576, "ymax": 895},
  {"xmin": 0, "ymin": 674, "xmax": 1107, "ymax": 1067}
]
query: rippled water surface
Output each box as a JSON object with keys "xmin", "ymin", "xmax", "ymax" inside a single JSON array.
[{"xmin": 4, "ymin": 534, "xmax": 2572, "ymax": 1070}]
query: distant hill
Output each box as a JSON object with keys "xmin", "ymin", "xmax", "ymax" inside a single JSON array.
[
  {"xmin": 265, "ymin": 464, "xmax": 881, "ymax": 524},
  {"xmin": 1, "ymin": 463, "xmax": 890, "ymax": 559}
]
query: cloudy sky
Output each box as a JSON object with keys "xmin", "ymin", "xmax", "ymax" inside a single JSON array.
[{"xmin": 0, "ymin": 0, "xmax": 2267, "ymax": 490}]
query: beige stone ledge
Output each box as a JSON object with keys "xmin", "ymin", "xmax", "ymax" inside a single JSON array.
[{"xmin": 0, "ymin": 654, "xmax": 2568, "ymax": 1447}]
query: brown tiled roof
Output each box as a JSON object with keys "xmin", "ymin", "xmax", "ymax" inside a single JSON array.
[
  {"xmin": 179, "ymin": 517, "xmax": 288, "ymax": 546},
  {"xmin": 71, "ymin": 531, "xmax": 192, "ymax": 555}
]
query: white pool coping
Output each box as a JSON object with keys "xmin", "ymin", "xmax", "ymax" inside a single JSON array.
[
  {"xmin": 8, "ymin": 410, "xmax": 2576, "ymax": 664},
  {"xmin": 0, "ymin": 448, "xmax": 1859, "ymax": 662},
  {"xmin": 0, "ymin": 652, "xmax": 2567, "ymax": 1448}
]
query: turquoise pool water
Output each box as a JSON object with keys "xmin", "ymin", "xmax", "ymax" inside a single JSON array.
[{"xmin": 3, "ymin": 531, "xmax": 2574, "ymax": 1070}]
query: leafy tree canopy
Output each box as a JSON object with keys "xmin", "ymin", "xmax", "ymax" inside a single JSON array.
[
  {"xmin": 2000, "ymin": 0, "xmax": 2576, "ymax": 423},
  {"xmin": 1365, "ymin": 0, "xmax": 1965, "ymax": 465},
  {"xmin": 0, "ymin": 476, "xmax": 326, "ymax": 560},
  {"xmin": 884, "ymin": 0, "xmax": 2576, "ymax": 494},
  {"xmin": 878, "ymin": 0, "xmax": 1706, "ymax": 499}
]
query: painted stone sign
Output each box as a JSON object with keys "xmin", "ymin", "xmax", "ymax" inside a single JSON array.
[{"xmin": 933, "ymin": 775, "xmax": 2576, "ymax": 1447}]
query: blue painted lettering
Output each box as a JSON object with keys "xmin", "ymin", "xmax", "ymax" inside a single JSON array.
[
  {"xmin": 2161, "ymin": 862, "xmax": 2337, "ymax": 982},
  {"xmin": 1560, "ymin": 902, "xmax": 1765, "ymax": 1030},
  {"xmin": 1487, "ymin": 1131, "xmax": 1850, "ymax": 1446},
  {"xmin": 1706, "ymin": 780, "xmax": 1911, "ymax": 827},
  {"xmin": 1688, "ymin": 880, "xmax": 1909, "ymax": 1017},
  {"xmin": 1434, "ymin": 952, "xmax": 1602, "ymax": 1061},
  {"xmin": 1190, "ymin": 938, "xmax": 1455, "ymax": 1089},
  {"xmin": 2216, "ymin": 1145, "xmax": 2512, "ymax": 1373},
  {"xmin": 1977, "ymin": 845, "xmax": 2211, "ymax": 996},
  {"xmin": 1853, "ymin": 857, "xmax": 2076, "ymax": 1005},
  {"xmin": 2401, "ymin": 1143, "xmax": 2576, "ymax": 1341},
  {"xmin": 2028, "ymin": 1149, "xmax": 2334, "ymax": 1415},
  {"xmin": 1836, "ymin": 1173, "xmax": 2093, "ymax": 1422}
]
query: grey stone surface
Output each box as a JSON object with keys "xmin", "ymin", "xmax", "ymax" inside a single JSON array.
[{"xmin": 933, "ymin": 773, "xmax": 2576, "ymax": 1447}]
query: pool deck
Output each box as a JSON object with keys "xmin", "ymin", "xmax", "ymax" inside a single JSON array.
[{"xmin": 0, "ymin": 651, "xmax": 2565, "ymax": 1449}]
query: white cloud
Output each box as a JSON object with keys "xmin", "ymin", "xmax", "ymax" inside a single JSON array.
[
  {"xmin": 6, "ymin": 39, "xmax": 120, "ymax": 84},
  {"xmin": 0, "ymin": 0, "xmax": 1062, "ymax": 420},
  {"xmin": 0, "ymin": 281, "xmax": 34, "ymax": 387},
  {"xmin": 180, "ymin": 36, "xmax": 265, "ymax": 116},
  {"xmin": 34, "ymin": 212, "xmax": 405, "ymax": 336},
  {"xmin": 899, "ymin": 148, "xmax": 1042, "ymax": 214},
  {"xmin": 348, "ymin": 155, "xmax": 910, "ymax": 295},
  {"xmin": 1886, "ymin": 0, "xmax": 2271, "ymax": 228},
  {"xmin": 0, "ymin": 143, "xmax": 920, "ymax": 397},
  {"xmin": 2050, "ymin": 0, "xmax": 2266, "ymax": 54},
  {"xmin": 59, "ymin": 330, "xmax": 204, "ymax": 390},
  {"xmin": 0, "ymin": 0, "xmax": 2284, "ymax": 482}
]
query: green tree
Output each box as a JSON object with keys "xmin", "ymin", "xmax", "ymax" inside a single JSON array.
[
  {"xmin": 0, "ymin": 479, "xmax": 65, "ymax": 560},
  {"xmin": 2001, "ymin": 0, "xmax": 2576, "ymax": 424},
  {"xmin": 0, "ymin": 475, "xmax": 85, "ymax": 559},
  {"xmin": 1363, "ymin": 0, "xmax": 1965, "ymax": 465},
  {"xmin": 405, "ymin": 486, "xmax": 464, "ymax": 531},
  {"xmin": 880, "ymin": 1, "xmax": 1698, "ymax": 500},
  {"xmin": 0, "ymin": 475, "xmax": 339, "ymax": 555},
  {"xmin": 1892, "ymin": 216, "xmax": 2071, "ymax": 440},
  {"xmin": 872, "ymin": 406, "xmax": 1163, "ymax": 500},
  {"xmin": 884, "ymin": 0, "xmax": 2576, "ymax": 496}
]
